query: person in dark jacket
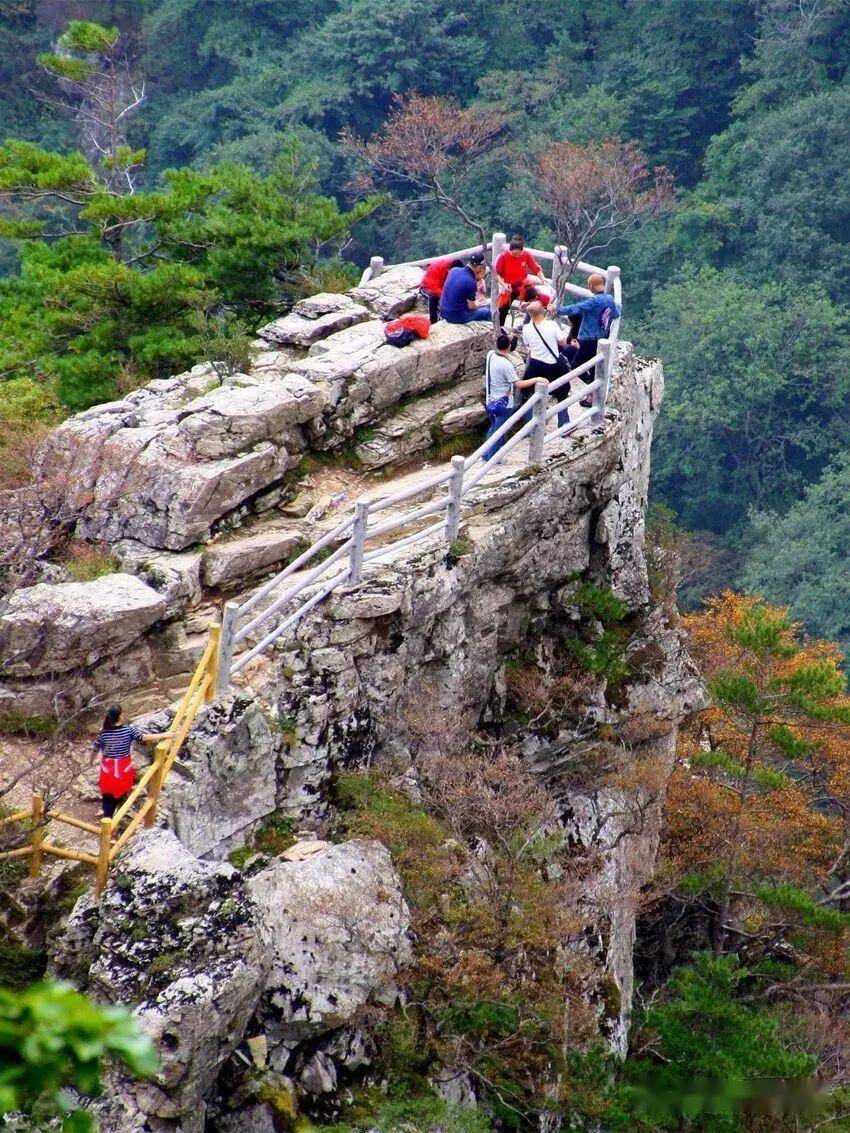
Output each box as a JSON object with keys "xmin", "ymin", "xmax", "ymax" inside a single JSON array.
[
  {"xmin": 558, "ymin": 272, "xmax": 621, "ymax": 405},
  {"xmin": 439, "ymin": 254, "xmax": 492, "ymax": 324},
  {"xmin": 93, "ymin": 705, "xmax": 170, "ymax": 818},
  {"xmin": 421, "ymin": 257, "xmax": 463, "ymax": 323}
]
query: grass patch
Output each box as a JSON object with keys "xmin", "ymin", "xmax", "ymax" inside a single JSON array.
[
  {"xmin": 331, "ymin": 770, "xmax": 596, "ymax": 1126},
  {"xmin": 332, "ymin": 772, "xmax": 452, "ymax": 909},
  {"xmin": 61, "ymin": 541, "xmax": 118, "ymax": 582},
  {"xmin": 256, "ymin": 811, "xmax": 297, "ymax": 856},
  {"xmin": 291, "ymin": 450, "xmax": 349, "ymax": 481},
  {"xmin": 424, "ymin": 430, "xmax": 482, "ymax": 464},
  {"xmin": 268, "ymin": 712, "xmax": 299, "ymax": 747},
  {"xmin": 0, "ymin": 711, "xmax": 60, "ymax": 739},
  {"xmin": 447, "ymin": 536, "xmax": 474, "ymax": 561},
  {"xmin": 0, "ymin": 932, "xmax": 47, "ymax": 989},
  {"xmin": 228, "ymin": 810, "xmax": 297, "ymax": 869},
  {"xmin": 228, "ymin": 846, "xmax": 253, "ymax": 869},
  {"xmin": 149, "ymin": 948, "xmax": 189, "ymax": 976},
  {"xmin": 303, "ymin": 1090, "xmax": 491, "ymax": 1133}
]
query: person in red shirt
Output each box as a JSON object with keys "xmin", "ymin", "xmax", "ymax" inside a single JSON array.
[
  {"xmin": 420, "ymin": 257, "xmax": 463, "ymax": 324},
  {"xmin": 494, "ymin": 235, "xmax": 544, "ymax": 326}
]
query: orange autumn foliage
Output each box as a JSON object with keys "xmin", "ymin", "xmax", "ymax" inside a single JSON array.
[{"xmin": 663, "ymin": 592, "xmax": 850, "ymax": 968}]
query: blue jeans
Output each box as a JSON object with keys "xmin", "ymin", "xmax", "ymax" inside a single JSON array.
[
  {"xmin": 443, "ymin": 305, "xmax": 492, "ymax": 324},
  {"xmin": 483, "ymin": 404, "xmax": 513, "ymax": 461}
]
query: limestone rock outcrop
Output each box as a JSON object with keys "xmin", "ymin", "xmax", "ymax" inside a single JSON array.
[
  {"xmin": 353, "ymin": 376, "xmax": 484, "ymax": 468},
  {"xmin": 51, "ymin": 828, "xmax": 268, "ymax": 1133},
  {"xmin": 266, "ymin": 349, "xmax": 655, "ymax": 808},
  {"xmin": 24, "ymin": 279, "xmax": 489, "ymax": 558},
  {"xmin": 293, "ymin": 318, "xmax": 490, "ymax": 449},
  {"xmin": 29, "ymin": 301, "xmax": 698, "ymax": 1127},
  {"xmin": 258, "ymin": 293, "xmax": 370, "ymax": 346},
  {"xmin": 113, "ymin": 542, "xmax": 203, "ymax": 619},
  {"xmin": 248, "ymin": 840, "xmax": 410, "ymax": 1062},
  {"xmin": 232, "ymin": 344, "xmax": 701, "ymax": 1052},
  {"xmin": 44, "ymin": 374, "xmax": 320, "ymax": 551},
  {"xmin": 201, "ymin": 527, "xmax": 303, "ymax": 588},
  {"xmin": 0, "ymin": 573, "xmax": 166, "ymax": 678},
  {"xmin": 348, "ymin": 264, "xmax": 423, "ymax": 318},
  {"xmin": 49, "ymin": 827, "xmax": 410, "ymax": 1132},
  {"xmin": 159, "ymin": 696, "xmax": 282, "ymax": 858}
]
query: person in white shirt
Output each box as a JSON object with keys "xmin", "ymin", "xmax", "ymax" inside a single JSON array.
[
  {"xmin": 483, "ymin": 332, "xmax": 537, "ymax": 461},
  {"xmin": 520, "ymin": 301, "xmax": 571, "ymax": 427}
]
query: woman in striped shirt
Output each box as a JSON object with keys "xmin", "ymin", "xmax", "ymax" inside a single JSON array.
[{"xmin": 93, "ymin": 705, "xmax": 170, "ymax": 818}]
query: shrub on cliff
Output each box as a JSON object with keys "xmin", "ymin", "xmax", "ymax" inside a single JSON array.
[
  {"xmin": 0, "ymin": 979, "xmax": 156, "ymax": 1130},
  {"xmin": 334, "ymin": 761, "xmax": 593, "ymax": 1128},
  {"xmin": 0, "ymin": 146, "xmax": 374, "ymax": 411}
]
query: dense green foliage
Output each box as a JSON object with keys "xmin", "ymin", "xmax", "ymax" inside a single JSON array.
[
  {"xmin": 328, "ymin": 766, "xmax": 842, "ymax": 1132},
  {"xmin": 743, "ymin": 455, "xmax": 850, "ymax": 653},
  {"xmin": 0, "ymin": 979, "xmax": 156, "ymax": 1130},
  {"xmin": 1, "ymin": 0, "xmax": 847, "ymax": 629},
  {"xmin": 611, "ymin": 955, "xmax": 818, "ymax": 1131},
  {"xmin": 643, "ymin": 269, "xmax": 850, "ymax": 532},
  {"xmin": 0, "ymin": 138, "xmax": 372, "ymax": 411}
]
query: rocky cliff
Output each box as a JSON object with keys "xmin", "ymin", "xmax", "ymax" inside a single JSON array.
[
  {"xmin": 2, "ymin": 271, "xmax": 700, "ymax": 1130},
  {"xmin": 0, "ymin": 267, "xmax": 492, "ymax": 718}
]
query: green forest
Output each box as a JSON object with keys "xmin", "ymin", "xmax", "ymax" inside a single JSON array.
[
  {"xmin": 1, "ymin": 5, "xmax": 849, "ymax": 1131},
  {"xmin": 1, "ymin": 0, "xmax": 848, "ymax": 645}
]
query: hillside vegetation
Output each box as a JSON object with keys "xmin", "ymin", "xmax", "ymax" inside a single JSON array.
[
  {"xmin": 2, "ymin": 0, "xmax": 848, "ymax": 643},
  {"xmin": 1, "ymin": 9, "xmax": 849, "ymax": 1118}
]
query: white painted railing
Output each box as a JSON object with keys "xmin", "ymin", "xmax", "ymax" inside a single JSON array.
[{"xmin": 213, "ymin": 239, "xmax": 622, "ymax": 693}]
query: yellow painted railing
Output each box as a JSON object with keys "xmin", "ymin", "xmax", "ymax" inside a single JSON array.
[{"xmin": 0, "ymin": 625, "xmax": 221, "ymax": 897}]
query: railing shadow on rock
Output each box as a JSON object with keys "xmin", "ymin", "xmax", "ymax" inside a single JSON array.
[{"xmin": 0, "ymin": 235, "xmax": 621, "ymax": 891}]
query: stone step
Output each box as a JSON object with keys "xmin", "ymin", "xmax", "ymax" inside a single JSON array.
[{"xmin": 201, "ymin": 527, "xmax": 306, "ymax": 588}]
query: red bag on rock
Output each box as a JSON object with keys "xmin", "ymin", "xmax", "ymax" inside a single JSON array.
[{"xmin": 384, "ymin": 315, "xmax": 431, "ymax": 340}]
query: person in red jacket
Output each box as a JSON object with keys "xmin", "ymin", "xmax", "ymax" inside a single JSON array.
[
  {"xmin": 420, "ymin": 257, "xmax": 464, "ymax": 324},
  {"xmin": 494, "ymin": 235, "xmax": 544, "ymax": 326},
  {"xmin": 93, "ymin": 705, "xmax": 170, "ymax": 818}
]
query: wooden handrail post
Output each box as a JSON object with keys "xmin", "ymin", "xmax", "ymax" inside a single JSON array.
[
  {"xmin": 145, "ymin": 742, "xmax": 168, "ymax": 829},
  {"xmin": 489, "ymin": 232, "xmax": 506, "ymax": 325},
  {"xmin": 215, "ymin": 603, "xmax": 240, "ymax": 697},
  {"xmin": 349, "ymin": 502, "xmax": 369, "ymax": 584},
  {"xmin": 29, "ymin": 793, "xmax": 44, "ymax": 879},
  {"xmin": 95, "ymin": 817, "xmax": 112, "ymax": 898},
  {"xmin": 369, "ymin": 255, "xmax": 385, "ymax": 280},
  {"xmin": 552, "ymin": 245, "xmax": 567, "ymax": 301},
  {"xmin": 205, "ymin": 623, "xmax": 221, "ymax": 703},
  {"xmin": 593, "ymin": 339, "xmax": 613, "ymax": 426},
  {"xmin": 529, "ymin": 381, "xmax": 549, "ymax": 463},
  {"xmin": 445, "ymin": 455, "xmax": 466, "ymax": 543},
  {"xmin": 605, "ymin": 264, "xmax": 620, "ymax": 295}
]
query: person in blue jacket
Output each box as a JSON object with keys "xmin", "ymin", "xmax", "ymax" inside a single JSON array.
[
  {"xmin": 558, "ymin": 272, "xmax": 621, "ymax": 405},
  {"xmin": 439, "ymin": 253, "xmax": 493, "ymax": 324}
]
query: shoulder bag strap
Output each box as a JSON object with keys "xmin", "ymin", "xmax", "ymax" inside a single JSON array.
[{"xmin": 532, "ymin": 321, "xmax": 560, "ymax": 361}]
